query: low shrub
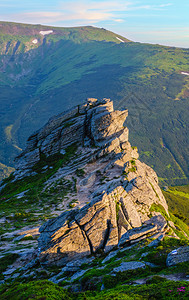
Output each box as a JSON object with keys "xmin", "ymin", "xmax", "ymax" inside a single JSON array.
[{"xmin": 0, "ymin": 280, "xmax": 72, "ymax": 300}]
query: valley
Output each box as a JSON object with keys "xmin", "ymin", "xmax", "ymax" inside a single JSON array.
[{"xmin": 0, "ymin": 21, "xmax": 188, "ymax": 185}]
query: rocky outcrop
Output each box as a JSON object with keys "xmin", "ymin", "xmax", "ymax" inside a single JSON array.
[
  {"xmin": 14, "ymin": 98, "xmax": 128, "ymax": 180},
  {"xmin": 25, "ymin": 98, "xmax": 170, "ymax": 266},
  {"xmin": 8, "ymin": 97, "xmax": 169, "ymax": 266}
]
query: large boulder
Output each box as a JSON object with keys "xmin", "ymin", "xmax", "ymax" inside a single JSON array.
[
  {"xmin": 166, "ymin": 246, "xmax": 189, "ymax": 267},
  {"xmin": 38, "ymin": 192, "xmax": 118, "ymax": 266}
]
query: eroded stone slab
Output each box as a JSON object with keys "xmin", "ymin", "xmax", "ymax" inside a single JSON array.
[{"xmin": 113, "ymin": 261, "xmax": 145, "ymax": 272}]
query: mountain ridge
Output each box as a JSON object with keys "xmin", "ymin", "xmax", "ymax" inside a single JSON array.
[
  {"xmin": 0, "ymin": 21, "xmax": 130, "ymax": 47},
  {"xmin": 0, "ymin": 21, "xmax": 189, "ymax": 185}
]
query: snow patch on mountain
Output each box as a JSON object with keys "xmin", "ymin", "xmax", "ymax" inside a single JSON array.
[
  {"xmin": 181, "ymin": 72, "xmax": 189, "ymax": 76},
  {"xmin": 116, "ymin": 37, "xmax": 125, "ymax": 43},
  {"xmin": 39, "ymin": 30, "xmax": 53, "ymax": 36}
]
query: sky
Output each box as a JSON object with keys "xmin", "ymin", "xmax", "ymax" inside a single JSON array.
[{"xmin": 0, "ymin": 0, "xmax": 188, "ymax": 48}]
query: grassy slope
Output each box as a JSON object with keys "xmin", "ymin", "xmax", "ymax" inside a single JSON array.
[
  {"xmin": 0, "ymin": 279, "xmax": 189, "ymax": 299},
  {"xmin": 163, "ymin": 185, "xmax": 189, "ymax": 225},
  {"xmin": 0, "ymin": 22, "xmax": 189, "ymax": 184}
]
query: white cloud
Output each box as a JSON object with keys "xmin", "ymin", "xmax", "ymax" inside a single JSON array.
[
  {"xmin": 159, "ymin": 4, "xmax": 173, "ymax": 8},
  {"xmin": 114, "ymin": 19, "xmax": 124, "ymax": 23},
  {"xmin": 127, "ymin": 3, "xmax": 173, "ymax": 12},
  {"xmin": 0, "ymin": 1, "xmax": 132, "ymax": 24},
  {"xmin": 0, "ymin": 1, "xmax": 174, "ymax": 25},
  {"xmin": 1, "ymin": 1, "xmax": 147, "ymax": 25}
]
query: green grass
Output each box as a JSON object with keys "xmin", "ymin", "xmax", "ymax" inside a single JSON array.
[
  {"xmin": 0, "ymin": 280, "xmax": 72, "ymax": 300},
  {"xmin": 0, "ymin": 143, "xmax": 78, "ymax": 232},
  {"xmin": 76, "ymin": 281, "xmax": 189, "ymax": 299},
  {"xmin": 75, "ymin": 168, "xmax": 85, "ymax": 177},
  {"xmin": 150, "ymin": 202, "xmax": 189, "ymax": 238},
  {"xmin": 0, "ymin": 143, "xmax": 78, "ymax": 199},
  {"xmin": 1, "ymin": 279, "xmax": 189, "ymax": 300},
  {"xmin": 163, "ymin": 185, "xmax": 189, "ymax": 224}
]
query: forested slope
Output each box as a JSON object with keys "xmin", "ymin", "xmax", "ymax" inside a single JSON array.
[{"xmin": 0, "ymin": 21, "xmax": 189, "ymax": 185}]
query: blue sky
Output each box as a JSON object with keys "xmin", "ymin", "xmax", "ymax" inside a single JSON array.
[{"xmin": 0, "ymin": 0, "xmax": 188, "ymax": 48}]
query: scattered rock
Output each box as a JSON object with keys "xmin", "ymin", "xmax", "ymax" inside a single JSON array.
[
  {"xmin": 133, "ymin": 277, "xmax": 151, "ymax": 285},
  {"xmin": 140, "ymin": 252, "xmax": 149, "ymax": 259},
  {"xmin": 22, "ymin": 271, "xmax": 35, "ymax": 278},
  {"xmin": 118, "ymin": 223, "xmax": 157, "ymax": 247},
  {"xmin": 11, "ymin": 273, "xmax": 20, "ymax": 279},
  {"xmin": 16, "ymin": 190, "xmax": 29, "ymax": 199}
]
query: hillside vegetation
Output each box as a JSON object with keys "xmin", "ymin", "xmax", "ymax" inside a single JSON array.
[
  {"xmin": 0, "ymin": 21, "xmax": 189, "ymax": 185},
  {"xmin": 0, "ymin": 97, "xmax": 189, "ymax": 300},
  {"xmin": 163, "ymin": 185, "xmax": 189, "ymax": 225}
]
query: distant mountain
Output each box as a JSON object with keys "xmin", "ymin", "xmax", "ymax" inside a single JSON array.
[{"xmin": 0, "ymin": 21, "xmax": 189, "ymax": 185}]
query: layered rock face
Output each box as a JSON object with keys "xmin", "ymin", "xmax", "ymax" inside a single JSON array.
[
  {"xmin": 14, "ymin": 98, "xmax": 169, "ymax": 266},
  {"xmin": 14, "ymin": 98, "xmax": 128, "ymax": 179}
]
